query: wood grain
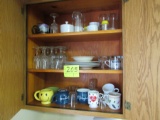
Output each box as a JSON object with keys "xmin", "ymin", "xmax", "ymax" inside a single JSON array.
[
  {"xmin": 0, "ymin": 0, "xmax": 25, "ymax": 119},
  {"xmin": 123, "ymin": 0, "xmax": 160, "ymax": 120}
]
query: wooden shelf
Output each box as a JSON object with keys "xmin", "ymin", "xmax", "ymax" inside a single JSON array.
[
  {"xmin": 28, "ymin": 68, "xmax": 123, "ymax": 74},
  {"xmin": 26, "ymin": 100, "xmax": 123, "ymax": 118},
  {"xmin": 28, "ymin": 29, "xmax": 122, "ymax": 42}
]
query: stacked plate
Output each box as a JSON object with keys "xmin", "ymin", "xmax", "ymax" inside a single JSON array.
[
  {"xmin": 65, "ymin": 56, "xmax": 100, "ymax": 69},
  {"xmin": 65, "ymin": 61, "xmax": 100, "ymax": 70}
]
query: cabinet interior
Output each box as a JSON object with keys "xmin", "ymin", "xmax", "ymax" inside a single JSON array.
[{"xmin": 26, "ymin": 0, "xmax": 123, "ymax": 117}]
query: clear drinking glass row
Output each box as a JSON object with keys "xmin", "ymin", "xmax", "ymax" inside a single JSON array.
[{"xmin": 33, "ymin": 46, "xmax": 67, "ymax": 69}]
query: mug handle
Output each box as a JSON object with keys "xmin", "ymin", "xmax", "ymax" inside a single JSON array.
[
  {"xmin": 32, "ymin": 25, "xmax": 39, "ymax": 34},
  {"xmin": 104, "ymin": 60, "xmax": 110, "ymax": 67},
  {"xmin": 34, "ymin": 91, "xmax": 41, "ymax": 101},
  {"xmin": 51, "ymin": 93, "xmax": 57, "ymax": 103},
  {"xmin": 114, "ymin": 88, "xmax": 119, "ymax": 93}
]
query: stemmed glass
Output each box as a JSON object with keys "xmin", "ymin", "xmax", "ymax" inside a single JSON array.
[
  {"xmin": 40, "ymin": 46, "xmax": 49, "ymax": 69},
  {"xmin": 48, "ymin": 46, "xmax": 56, "ymax": 69},
  {"xmin": 55, "ymin": 46, "xmax": 67, "ymax": 69},
  {"xmin": 50, "ymin": 13, "xmax": 59, "ymax": 33},
  {"xmin": 33, "ymin": 47, "xmax": 40, "ymax": 69}
]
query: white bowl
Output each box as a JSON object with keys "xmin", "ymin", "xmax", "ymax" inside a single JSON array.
[{"xmin": 72, "ymin": 56, "xmax": 94, "ymax": 62}]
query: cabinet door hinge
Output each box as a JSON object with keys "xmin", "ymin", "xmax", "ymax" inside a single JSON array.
[
  {"xmin": 21, "ymin": 94, "xmax": 24, "ymax": 101},
  {"xmin": 124, "ymin": 100, "xmax": 131, "ymax": 110},
  {"xmin": 123, "ymin": 0, "xmax": 129, "ymax": 3}
]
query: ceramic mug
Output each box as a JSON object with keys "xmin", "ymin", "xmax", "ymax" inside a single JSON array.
[
  {"xmin": 88, "ymin": 90, "xmax": 99, "ymax": 108},
  {"xmin": 102, "ymin": 83, "xmax": 119, "ymax": 94},
  {"xmin": 105, "ymin": 56, "xmax": 121, "ymax": 69},
  {"xmin": 77, "ymin": 88, "xmax": 89, "ymax": 104},
  {"xmin": 52, "ymin": 89, "xmax": 69, "ymax": 105},
  {"xmin": 87, "ymin": 24, "xmax": 98, "ymax": 31},
  {"xmin": 106, "ymin": 92, "xmax": 121, "ymax": 110},
  {"xmin": 34, "ymin": 88, "xmax": 54, "ymax": 104},
  {"xmin": 32, "ymin": 23, "xmax": 49, "ymax": 34}
]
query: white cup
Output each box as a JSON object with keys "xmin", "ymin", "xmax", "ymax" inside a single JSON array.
[
  {"xmin": 87, "ymin": 24, "xmax": 98, "ymax": 31},
  {"xmin": 88, "ymin": 90, "xmax": 99, "ymax": 108},
  {"xmin": 60, "ymin": 21, "xmax": 74, "ymax": 33},
  {"xmin": 89, "ymin": 22, "xmax": 99, "ymax": 27},
  {"xmin": 102, "ymin": 83, "xmax": 119, "ymax": 94},
  {"xmin": 106, "ymin": 92, "xmax": 121, "ymax": 110}
]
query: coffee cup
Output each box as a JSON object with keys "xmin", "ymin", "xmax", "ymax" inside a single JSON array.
[
  {"xmin": 102, "ymin": 83, "xmax": 119, "ymax": 94},
  {"xmin": 46, "ymin": 86, "xmax": 59, "ymax": 93},
  {"xmin": 77, "ymin": 88, "xmax": 89, "ymax": 104},
  {"xmin": 106, "ymin": 92, "xmax": 121, "ymax": 110},
  {"xmin": 105, "ymin": 56, "xmax": 121, "ymax": 69},
  {"xmin": 34, "ymin": 88, "xmax": 53, "ymax": 104},
  {"xmin": 88, "ymin": 90, "xmax": 99, "ymax": 108},
  {"xmin": 87, "ymin": 24, "xmax": 98, "ymax": 31},
  {"xmin": 52, "ymin": 89, "xmax": 69, "ymax": 105},
  {"xmin": 32, "ymin": 23, "xmax": 49, "ymax": 34}
]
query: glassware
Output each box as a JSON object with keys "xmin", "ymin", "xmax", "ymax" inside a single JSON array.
[
  {"xmin": 33, "ymin": 47, "xmax": 40, "ymax": 69},
  {"xmin": 99, "ymin": 14, "xmax": 110, "ymax": 30},
  {"xmin": 88, "ymin": 78, "xmax": 97, "ymax": 90},
  {"xmin": 109, "ymin": 13, "xmax": 118, "ymax": 30},
  {"xmin": 50, "ymin": 13, "xmax": 59, "ymax": 33},
  {"xmin": 69, "ymin": 92, "xmax": 77, "ymax": 108},
  {"xmin": 98, "ymin": 56, "xmax": 108, "ymax": 69},
  {"xmin": 48, "ymin": 46, "xmax": 56, "ymax": 69},
  {"xmin": 56, "ymin": 46, "xmax": 67, "ymax": 69},
  {"xmin": 72, "ymin": 11, "xmax": 83, "ymax": 32},
  {"xmin": 98, "ymin": 14, "xmax": 106, "ymax": 30},
  {"xmin": 39, "ymin": 46, "xmax": 49, "ymax": 69}
]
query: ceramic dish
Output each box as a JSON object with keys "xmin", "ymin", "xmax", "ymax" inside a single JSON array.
[
  {"xmin": 65, "ymin": 61, "xmax": 100, "ymax": 69},
  {"xmin": 72, "ymin": 56, "xmax": 94, "ymax": 62}
]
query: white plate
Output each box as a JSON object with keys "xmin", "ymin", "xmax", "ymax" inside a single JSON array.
[{"xmin": 65, "ymin": 61, "xmax": 100, "ymax": 69}]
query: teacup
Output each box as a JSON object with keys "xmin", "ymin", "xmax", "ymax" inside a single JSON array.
[
  {"xmin": 32, "ymin": 23, "xmax": 49, "ymax": 34},
  {"xmin": 102, "ymin": 83, "xmax": 119, "ymax": 94},
  {"xmin": 46, "ymin": 86, "xmax": 59, "ymax": 93},
  {"xmin": 77, "ymin": 88, "xmax": 89, "ymax": 104},
  {"xmin": 105, "ymin": 56, "xmax": 121, "ymax": 69},
  {"xmin": 88, "ymin": 90, "xmax": 99, "ymax": 108},
  {"xmin": 106, "ymin": 92, "xmax": 121, "ymax": 110},
  {"xmin": 52, "ymin": 89, "xmax": 69, "ymax": 105},
  {"xmin": 87, "ymin": 24, "xmax": 98, "ymax": 31},
  {"xmin": 34, "ymin": 88, "xmax": 54, "ymax": 104}
]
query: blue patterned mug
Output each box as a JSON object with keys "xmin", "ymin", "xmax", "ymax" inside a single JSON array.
[
  {"xmin": 52, "ymin": 89, "xmax": 69, "ymax": 105},
  {"xmin": 77, "ymin": 88, "xmax": 89, "ymax": 104}
]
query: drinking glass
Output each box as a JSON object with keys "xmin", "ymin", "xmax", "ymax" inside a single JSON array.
[
  {"xmin": 69, "ymin": 92, "xmax": 77, "ymax": 108},
  {"xmin": 98, "ymin": 56, "xmax": 108, "ymax": 69},
  {"xmin": 72, "ymin": 11, "xmax": 83, "ymax": 32},
  {"xmin": 50, "ymin": 13, "xmax": 59, "ymax": 33},
  {"xmin": 98, "ymin": 14, "xmax": 106, "ymax": 30},
  {"xmin": 109, "ymin": 13, "xmax": 118, "ymax": 29},
  {"xmin": 39, "ymin": 46, "xmax": 49, "ymax": 69},
  {"xmin": 88, "ymin": 78, "xmax": 97, "ymax": 90},
  {"xmin": 56, "ymin": 46, "xmax": 67, "ymax": 69},
  {"xmin": 33, "ymin": 47, "xmax": 40, "ymax": 69},
  {"xmin": 48, "ymin": 46, "xmax": 56, "ymax": 69}
]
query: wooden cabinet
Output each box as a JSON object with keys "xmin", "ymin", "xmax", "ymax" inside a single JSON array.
[{"xmin": 26, "ymin": 0, "xmax": 123, "ymax": 118}]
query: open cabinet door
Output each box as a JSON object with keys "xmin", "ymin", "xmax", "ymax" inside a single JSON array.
[
  {"xmin": 0, "ymin": 0, "xmax": 26, "ymax": 119},
  {"xmin": 123, "ymin": 0, "xmax": 160, "ymax": 120}
]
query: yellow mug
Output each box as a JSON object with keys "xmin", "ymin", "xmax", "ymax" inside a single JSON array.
[{"xmin": 34, "ymin": 89, "xmax": 54, "ymax": 104}]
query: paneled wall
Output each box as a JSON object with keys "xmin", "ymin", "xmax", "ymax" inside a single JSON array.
[{"xmin": 0, "ymin": 0, "xmax": 25, "ymax": 120}]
